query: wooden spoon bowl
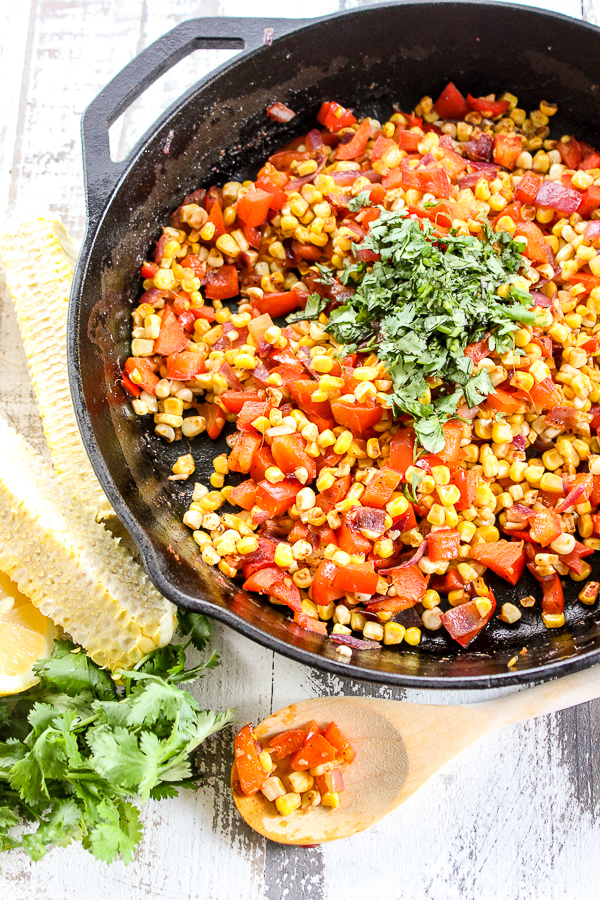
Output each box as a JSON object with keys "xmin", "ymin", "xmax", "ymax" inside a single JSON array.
[{"xmin": 232, "ymin": 664, "xmax": 600, "ymax": 844}]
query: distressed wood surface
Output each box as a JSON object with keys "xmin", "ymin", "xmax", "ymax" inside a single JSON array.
[{"xmin": 2, "ymin": 0, "xmax": 600, "ymax": 897}]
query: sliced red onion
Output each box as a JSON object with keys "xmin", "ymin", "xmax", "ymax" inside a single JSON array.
[
  {"xmin": 585, "ymin": 221, "xmax": 600, "ymax": 241},
  {"xmin": 381, "ymin": 539, "xmax": 427, "ymax": 571},
  {"xmin": 251, "ymin": 363, "xmax": 271, "ymax": 387},
  {"xmin": 456, "ymin": 403, "xmax": 480, "ymax": 420},
  {"xmin": 219, "ymin": 362, "xmax": 241, "ymax": 391},
  {"xmin": 286, "ymin": 156, "xmax": 326, "ymax": 192},
  {"xmin": 266, "ymin": 102, "xmax": 296, "ymax": 123},
  {"xmin": 139, "ymin": 287, "xmax": 167, "ymax": 306},
  {"xmin": 305, "ymin": 129, "xmax": 324, "ymax": 152},
  {"xmin": 512, "ymin": 433, "xmax": 526, "ymax": 450},
  {"xmin": 347, "ymin": 506, "xmax": 387, "ymax": 536},
  {"xmin": 556, "ymin": 483, "xmax": 585, "ymax": 513},
  {"xmin": 458, "ymin": 172, "xmax": 494, "ymax": 189},
  {"xmin": 362, "ymin": 168, "xmax": 383, "ymax": 184},
  {"xmin": 509, "ymin": 503, "xmax": 535, "ymax": 520},
  {"xmin": 530, "ymin": 290, "xmax": 552, "ymax": 307},
  {"xmin": 465, "ymin": 133, "xmax": 494, "ymax": 162},
  {"xmin": 330, "ymin": 634, "xmax": 381, "ymax": 651},
  {"xmin": 419, "ymin": 152, "xmax": 435, "ymax": 166},
  {"xmin": 330, "ymin": 170, "xmax": 359, "ymax": 186},
  {"xmin": 470, "ymin": 160, "xmax": 501, "ymax": 172},
  {"xmin": 545, "ymin": 407, "xmax": 579, "ymax": 430}
]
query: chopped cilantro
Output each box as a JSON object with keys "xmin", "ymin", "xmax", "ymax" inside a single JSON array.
[
  {"xmin": 286, "ymin": 293, "xmax": 327, "ymax": 323},
  {"xmin": 325, "ymin": 210, "xmax": 530, "ymax": 452},
  {"xmin": 348, "ymin": 191, "xmax": 373, "ymax": 211}
]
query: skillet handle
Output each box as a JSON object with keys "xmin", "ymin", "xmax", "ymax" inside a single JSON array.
[{"xmin": 81, "ymin": 17, "xmax": 304, "ymax": 224}]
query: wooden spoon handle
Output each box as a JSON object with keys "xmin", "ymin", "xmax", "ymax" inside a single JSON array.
[{"xmin": 483, "ymin": 663, "xmax": 600, "ymax": 731}]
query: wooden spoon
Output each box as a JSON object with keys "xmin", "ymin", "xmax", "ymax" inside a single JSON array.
[{"xmin": 232, "ymin": 664, "xmax": 600, "ymax": 844}]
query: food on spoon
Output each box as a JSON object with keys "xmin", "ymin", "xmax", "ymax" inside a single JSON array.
[
  {"xmin": 124, "ymin": 85, "xmax": 600, "ymax": 650},
  {"xmin": 233, "ymin": 719, "xmax": 355, "ymax": 814},
  {"xmin": 0, "ymin": 415, "xmax": 174, "ymax": 669},
  {"xmin": 0, "ymin": 574, "xmax": 57, "ymax": 696}
]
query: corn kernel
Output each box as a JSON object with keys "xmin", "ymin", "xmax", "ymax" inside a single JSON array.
[
  {"xmin": 274, "ymin": 543, "xmax": 293, "ymax": 568},
  {"xmin": 404, "ymin": 627, "xmax": 421, "ymax": 646},
  {"xmin": 383, "ymin": 622, "xmax": 406, "ymax": 645},
  {"xmin": 275, "ymin": 793, "xmax": 302, "ymax": 816}
]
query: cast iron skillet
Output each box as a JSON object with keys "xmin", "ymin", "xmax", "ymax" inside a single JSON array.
[{"xmin": 69, "ymin": 1, "xmax": 600, "ymax": 688}]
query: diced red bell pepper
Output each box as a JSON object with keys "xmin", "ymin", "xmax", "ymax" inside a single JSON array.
[
  {"xmin": 220, "ymin": 391, "xmax": 263, "ymax": 414},
  {"xmin": 332, "ymin": 563, "xmax": 378, "ymax": 594},
  {"xmin": 336, "ymin": 519, "xmax": 372, "ymax": 555},
  {"xmin": 571, "ymin": 272, "xmax": 600, "ymax": 293},
  {"xmin": 236, "ymin": 401, "xmax": 269, "ymax": 433},
  {"xmin": 243, "ymin": 566, "xmax": 301, "ymax": 612},
  {"xmin": 330, "ymin": 397, "xmax": 382, "ymax": 433},
  {"xmin": 470, "ymin": 540, "xmax": 525, "ymax": 585},
  {"xmin": 430, "ymin": 568, "xmax": 465, "ymax": 595},
  {"xmin": 395, "ymin": 128, "xmax": 421, "ymax": 152},
  {"xmin": 237, "ymin": 188, "xmax": 272, "ymax": 228},
  {"xmin": 250, "ymin": 445, "xmax": 276, "ymax": 482},
  {"xmin": 206, "ymin": 199, "xmax": 226, "ymax": 238},
  {"xmin": 515, "ymin": 171, "xmax": 543, "ymax": 204},
  {"xmin": 529, "ymin": 508, "xmax": 562, "ymax": 548},
  {"xmin": 228, "ymin": 433, "xmax": 262, "ymax": 474},
  {"xmin": 514, "ymin": 221, "xmax": 555, "ymax": 266},
  {"xmin": 557, "ymin": 137, "xmax": 582, "ymax": 170},
  {"xmin": 561, "ymin": 540, "xmax": 593, "ymax": 575},
  {"xmin": 390, "ymin": 163, "xmax": 451, "ymax": 199},
  {"xmin": 486, "ymin": 387, "xmax": 526, "ymax": 416},
  {"xmin": 124, "ymin": 357, "xmax": 159, "ymax": 394},
  {"xmin": 248, "ymin": 313, "xmax": 275, "ymax": 348},
  {"xmin": 205, "ymin": 264, "xmax": 239, "ymax": 300},
  {"xmin": 165, "ymin": 351, "xmax": 205, "ymax": 381},
  {"xmin": 289, "ymin": 381, "xmax": 333, "ymax": 425},
  {"xmin": 317, "ymin": 474, "xmax": 350, "ymax": 513},
  {"xmin": 154, "ymin": 308, "xmax": 188, "ymax": 356},
  {"xmin": 255, "ymin": 480, "xmax": 301, "ymax": 517},
  {"xmin": 290, "ymin": 733, "xmax": 337, "ymax": 771},
  {"xmin": 535, "ymin": 180, "xmax": 582, "ymax": 214},
  {"xmin": 371, "ymin": 134, "xmax": 397, "ymax": 162},
  {"xmin": 428, "ymin": 529, "xmax": 460, "ymax": 562},
  {"xmin": 317, "ymin": 101, "xmax": 357, "ymax": 133},
  {"xmin": 234, "ymin": 724, "xmax": 268, "ymax": 796},
  {"xmin": 323, "ymin": 721, "xmax": 356, "ymax": 763},
  {"xmin": 389, "ymin": 427, "xmax": 416, "ymax": 476},
  {"xmin": 256, "ymin": 164, "xmax": 289, "ymax": 210},
  {"xmin": 366, "ymin": 595, "xmax": 417, "ymax": 614},
  {"xmin": 542, "ymin": 573, "xmax": 564, "ymax": 616},
  {"xmin": 335, "ymin": 119, "xmax": 371, "ymax": 161},
  {"xmin": 438, "ymin": 421, "xmax": 464, "ymax": 466},
  {"xmin": 312, "ymin": 560, "xmax": 346, "ymax": 606},
  {"xmin": 384, "ymin": 565, "xmax": 428, "ymax": 602},
  {"xmin": 466, "ymin": 94, "xmax": 510, "ymax": 117},
  {"xmin": 253, "ymin": 289, "xmax": 302, "ymax": 318},
  {"xmin": 241, "ymin": 538, "xmax": 278, "ymax": 578},
  {"xmin": 229, "ymin": 479, "xmax": 258, "ymax": 512},
  {"xmin": 361, "ymin": 467, "xmax": 403, "ymax": 508},
  {"xmin": 121, "ymin": 372, "xmax": 141, "ymax": 397},
  {"xmin": 441, "ymin": 590, "xmax": 496, "ymax": 648},
  {"xmin": 578, "ymin": 185, "xmax": 600, "ymax": 218},
  {"xmin": 529, "ymin": 377, "xmax": 561, "ymax": 410},
  {"xmin": 303, "ymin": 720, "xmax": 322, "ymax": 745},
  {"xmin": 493, "ymin": 132, "xmax": 523, "ymax": 169},
  {"xmin": 271, "ymin": 434, "xmax": 316, "ymax": 482},
  {"xmin": 141, "ymin": 260, "xmax": 159, "ymax": 279},
  {"xmin": 452, "ymin": 466, "xmax": 478, "ymax": 511},
  {"xmin": 434, "ymin": 82, "xmax": 469, "ymax": 120},
  {"xmin": 464, "ymin": 336, "xmax": 492, "ymax": 365},
  {"xmin": 268, "ymin": 728, "xmax": 306, "ymax": 759},
  {"xmin": 294, "ymin": 611, "xmax": 328, "ymax": 634}
]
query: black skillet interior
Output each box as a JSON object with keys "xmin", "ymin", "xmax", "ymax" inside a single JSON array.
[{"xmin": 70, "ymin": 2, "xmax": 600, "ymax": 688}]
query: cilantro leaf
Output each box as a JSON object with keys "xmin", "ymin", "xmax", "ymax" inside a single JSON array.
[
  {"xmin": 286, "ymin": 293, "xmax": 327, "ymax": 324},
  {"xmin": 348, "ymin": 191, "xmax": 372, "ymax": 211},
  {"xmin": 33, "ymin": 640, "xmax": 116, "ymax": 701},
  {"xmin": 176, "ymin": 611, "xmax": 213, "ymax": 652}
]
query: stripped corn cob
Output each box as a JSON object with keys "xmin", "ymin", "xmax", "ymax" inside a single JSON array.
[
  {"xmin": 0, "ymin": 217, "xmax": 112, "ymax": 519},
  {"xmin": 0, "ymin": 415, "xmax": 175, "ymax": 670}
]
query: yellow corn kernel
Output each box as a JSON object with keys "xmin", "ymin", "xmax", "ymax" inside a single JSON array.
[
  {"xmin": 274, "ymin": 543, "xmax": 293, "ymax": 568},
  {"xmin": 524, "ymin": 463, "xmax": 545, "ymax": 485},
  {"xmin": 542, "ymin": 612, "xmax": 565, "ymax": 628},
  {"xmin": 475, "ymin": 525, "xmax": 500, "ymax": 543},
  {"xmin": 422, "ymin": 589, "xmax": 441, "ymax": 609},
  {"xmin": 317, "ymin": 429, "xmax": 336, "ymax": 448},
  {"xmin": 457, "ymin": 520, "xmax": 477, "ymax": 543},
  {"xmin": 539, "ymin": 472, "xmax": 564, "ymax": 493},
  {"xmin": 321, "ymin": 792, "xmax": 340, "ymax": 810},
  {"xmin": 258, "ymin": 750, "xmax": 273, "ymax": 772},
  {"xmin": 373, "ymin": 538, "xmax": 394, "ymax": 558},
  {"xmin": 475, "ymin": 597, "xmax": 493, "ymax": 617},
  {"xmin": 237, "ymin": 536, "xmax": 259, "ymax": 555},
  {"xmin": 386, "ymin": 495, "xmax": 409, "ymax": 518},
  {"xmin": 366, "ymin": 438, "xmax": 380, "ymax": 459},
  {"xmin": 275, "ymin": 793, "xmax": 302, "ymax": 816},
  {"xmin": 404, "ymin": 627, "xmax": 421, "ymax": 646},
  {"xmin": 383, "ymin": 622, "xmax": 406, "ymax": 645},
  {"xmin": 437, "ymin": 484, "xmax": 461, "ymax": 506},
  {"xmin": 475, "ymin": 483, "xmax": 496, "ymax": 509}
]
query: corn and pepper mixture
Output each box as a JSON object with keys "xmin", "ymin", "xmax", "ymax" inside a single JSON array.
[{"xmin": 123, "ymin": 84, "xmax": 600, "ymax": 653}]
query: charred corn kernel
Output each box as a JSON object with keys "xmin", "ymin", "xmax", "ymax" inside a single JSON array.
[
  {"xmin": 261, "ymin": 776, "xmax": 286, "ymax": 802},
  {"xmin": 172, "ymin": 454, "xmax": 195, "ymax": 477},
  {"xmin": 540, "ymin": 472, "xmax": 564, "ymax": 493},
  {"xmin": 383, "ymin": 622, "xmax": 406, "ymax": 645},
  {"xmin": 578, "ymin": 514, "xmax": 594, "ymax": 539},
  {"xmin": 155, "ymin": 424, "xmax": 175, "ymax": 442},
  {"xmin": 317, "ymin": 602, "xmax": 335, "ymax": 621},
  {"xmin": 164, "ymin": 397, "xmax": 184, "ymax": 417},
  {"xmin": 422, "ymin": 589, "xmax": 441, "ymax": 609},
  {"xmin": 363, "ymin": 621, "xmax": 384, "ymax": 641},
  {"xmin": 422, "ymin": 608, "xmax": 443, "ymax": 631},
  {"xmin": 366, "ymin": 438, "xmax": 381, "ymax": 459},
  {"xmin": 301, "ymin": 789, "xmax": 322, "ymax": 808},
  {"xmin": 458, "ymin": 520, "xmax": 477, "ymax": 543},
  {"xmin": 482, "ymin": 455, "xmax": 499, "ymax": 478},
  {"xmin": 542, "ymin": 612, "xmax": 565, "ymax": 628},
  {"xmin": 499, "ymin": 602, "xmax": 522, "ymax": 624},
  {"xmin": 386, "ymin": 495, "xmax": 409, "ymax": 518},
  {"xmin": 182, "ymin": 416, "xmax": 206, "ymax": 437},
  {"xmin": 354, "ymin": 366, "xmax": 379, "ymax": 381},
  {"xmin": 276, "ymin": 793, "xmax": 302, "ymax": 816},
  {"xmin": 427, "ymin": 504, "xmax": 446, "ymax": 526},
  {"xmin": 292, "ymin": 568, "xmax": 312, "ymax": 589},
  {"xmin": 288, "ymin": 771, "xmax": 314, "ymax": 794},
  {"xmin": 417, "ymin": 475, "xmax": 436, "ymax": 495},
  {"xmin": 404, "ymin": 627, "xmax": 421, "ymax": 646},
  {"xmin": 333, "ymin": 605, "xmax": 351, "ymax": 626},
  {"xmin": 431, "ymin": 465, "xmax": 451, "ymax": 486},
  {"xmin": 438, "ymin": 484, "xmax": 461, "ymax": 506},
  {"xmin": 579, "ymin": 582, "xmax": 600, "ymax": 605}
]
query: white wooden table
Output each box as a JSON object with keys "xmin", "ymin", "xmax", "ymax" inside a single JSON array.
[{"xmin": 2, "ymin": 1, "xmax": 600, "ymax": 897}]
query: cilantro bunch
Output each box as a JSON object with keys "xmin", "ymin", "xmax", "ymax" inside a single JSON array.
[
  {"xmin": 0, "ymin": 613, "xmax": 232, "ymax": 864},
  {"xmin": 326, "ymin": 210, "xmax": 534, "ymax": 451}
]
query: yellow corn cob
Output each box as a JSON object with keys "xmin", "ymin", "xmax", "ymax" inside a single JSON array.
[
  {"xmin": 0, "ymin": 217, "xmax": 112, "ymax": 520},
  {"xmin": 0, "ymin": 415, "xmax": 175, "ymax": 670}
]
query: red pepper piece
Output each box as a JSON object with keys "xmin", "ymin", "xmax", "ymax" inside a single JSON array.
[
  {"xmin": 236, "ymin": 401, "xmax": 270, "ymax": 433},
  {"xmin": 123, "ymin": 357, "xmax": 159, "ymax": 394},
  {"xmin": 317, "ymin": 101, "xmax": 357, "ymax": 133},
  {"xmin": 571, "ymin": 273, "xmax": 600, "ymax": 294},
  {"xmin": 441, "ymin": 591, "xmax": 496, "ymax": 648},
  {"xmin": 252, "ymin": 289, "xmax": 302, "ymax": 318},
  {"xmin": 141, "ymin": 261, "xmax": 159, "ymax": 279},
  {"xmin": 335, "ymin": 119, "xmax": 371, "ymax": 161},
  {"xmin": 271, "ymin": 434, "xmax": 316, "ymax": 482},
  {"xmin": 237, "ymin": 188, "xmax": 273, "ymax": 228},
  {"xmin": 323, "ymin": 721, "xmax": 356, "ymax": 763},
  {"xmin": 250, "ymin": 445, "xmax": 276, "ymax": 483},
  {"xmin": 165, "ymin": 351, "xmax": 206, "ymax": 381},
  {"xmin": 383, "ymin": 565, "xmax": 428, "ymax": 602},
  {"xmin": 205, "ymin": 264, "xmax": 239, "ymax": 300},
  {"xmin": 452, "ymin": 466, "xmax": 478, "ymax": 511},
  {"xmin": 312, "ymin": 561, "xmax": 347, "ymax": 607},
  {"xmin": 316, "ymin": 768, "xmax": 345, "ymax": 796},
  {"xmin": 434, "ymin": 82, "xmax": 469, "ymax": 120},
  {"xmin": 228, "ymin": 433, "xmax": 262, "ymax": 474},
  {"xmin": 234, "ymin": 724, "xmax": 268, "ymax": 796},
  {"xmin": 332, "ymin": 563, "xmax": 378, "ymax": 594},
  {"xmin": 486, "ymin": 387, "xmax": 526, "ymax": 416},
  {"xmin": 561, "ymin": 540, "xmax": 593, "ymax": 575},
  {"xmin": 557, "ymin": 137, "xmax": 582, "ymax": 170},
  {"xmin": 330, "ymin": 397, "xmax": 382, "ymax": 433},
  {"xmin": 243, "ymin": 566, "xmax": 301, "ymax": 612},
  {"xmin": 371, "ymin": 134, "xmax": 397, "ymax": 162},
  {"xmin": 206, "ymin": 199, "xmax": 226, "ymax": 238},
  {"xmin": 438, "ymin": 421, "xmax": 464, "ymax": 466},
  {"xmin": 294, "ymin": 612, "xmax": 328, "ymax": 635},
  {"xmin": 241, "ymin": 538, "xmax": 278, "ymax": 578},
  {"xmin": 513, "ymin": 221, "xmax": 555, "ymax": 266},
  {"xmin": 493, "ymin": 132, "xmax": 523, "ymax": 169},
  {"xmin": 395, "ymin": 128, "xmax": 421, "ymax": 152},
  {"xmin": 229, "ymin": 479, "xmax": 258, "ymax": 512},
  {"xmin": 268, "ymin": 729, "xmax": 306, "ymax": 759},
  {"xmin": 335, "ymin": 518, "xmax": 372, "ymax": 555},
  {"xmin": 529, "ymin": 508, "xmax": 562, "ymax": 547},
  {"xmin": 515, "ymin": 171, "xmax": 543, "ymax": 204},
  {"xmin": 220, "ymin": 391, "xmax": 263, "ymax": 415},
  {"xmin": 290, "ymin": 734, "xmax": 337, "ymax": 771},
  {"xmin": 361, "ymin": 467, "xmax": 403, "ymax": 508},
  {"xmin": 121, "ymin": 372, "xmax": 141, "ymax": 397},
  {"xmin": 289, "ymin": 381, "xmax": 333, "ymax": 426},
  {"xmin": 541, "ymin": 573, "xmax": 564, "ymax": 616},
  {"xmin": 154, "ymin": 308, "xmax": 188, "ymax": 356},
  {"xmin": 529, "ymin": 377, "xmax": 562, "ymax": 410},
  {"xmin": 466, "ymin": 94, "xmax": 510, "ymax": 117},
  {"xmin": 428, "ymin": 529, "xmax": 460, "ymax": 562},
  {"xmin": 470, "ymin": 540, "xmax": 525, "ymax": 585},
  {"xmin": 254, "ymin": 480, "xmax": 302, "ymax": 517}
]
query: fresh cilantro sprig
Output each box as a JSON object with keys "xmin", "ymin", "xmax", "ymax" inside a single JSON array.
[
  {"xmin": 325, "ymin": 210, "xmax": 532, "ymax": 452},
  {"xmin": 348, "ymin": 191, "xmax": 373, "ymax": 211},
  {"xmin": 286, "ymin": 293, "xmax": 327, "ymax": 324},
  {"xmin": 0, "ymin": 615, "xmax": 232, "ymax": 865}
]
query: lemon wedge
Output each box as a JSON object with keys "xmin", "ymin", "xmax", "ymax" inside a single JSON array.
[{"xmin": 0, "ymin": 572, "xmax": 57, "ymax": 696}]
